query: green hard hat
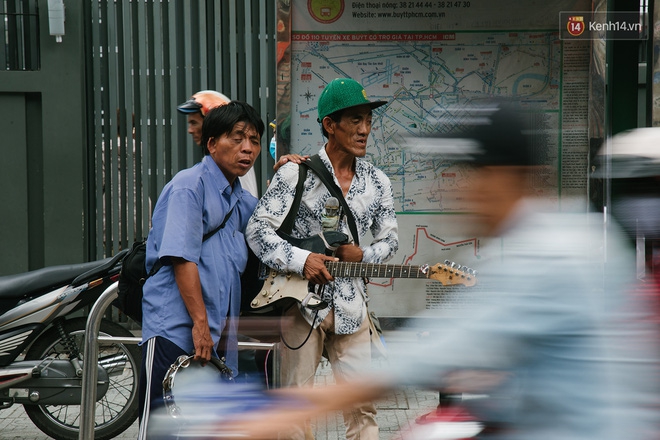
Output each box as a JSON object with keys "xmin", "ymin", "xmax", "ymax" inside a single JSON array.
[{"xmin": 317, "ymin": 78, "xmax": 387, "ymax": 122}]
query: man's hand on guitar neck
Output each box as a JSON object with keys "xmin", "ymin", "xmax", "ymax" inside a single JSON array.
[
  {"xmin": 335, "ymin": 244, "xmax": 363, "ymax": 262},
  {"xmin": 303, "ymin": 253, "xmax": 339, "ymax": 285},
  {"xmin": 303, "ymin": 244, "xmax": 363, "ymax": 285}
]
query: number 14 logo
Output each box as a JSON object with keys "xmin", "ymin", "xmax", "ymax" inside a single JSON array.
[{"xmin": 567, "ymin": 16, "xmax": 585, "ymax": 36}]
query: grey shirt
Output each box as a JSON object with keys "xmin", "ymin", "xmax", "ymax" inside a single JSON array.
[{"xmin": 388, "ymin": 200, "xmax": 660, "ymax": 439}]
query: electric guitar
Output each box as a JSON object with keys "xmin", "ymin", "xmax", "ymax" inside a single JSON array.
[{"xmin": 249, "ymin": 231, "xmax": 477, "ymax": 312}]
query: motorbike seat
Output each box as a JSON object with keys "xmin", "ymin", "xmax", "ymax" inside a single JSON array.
[{"xmin": 0, "ymin": 260, "xmax": 110, "ymax": 300}]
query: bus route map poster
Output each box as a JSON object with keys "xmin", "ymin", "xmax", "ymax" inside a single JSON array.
[{"xmin": 281, "ymin": 0, "xmax": 595, "ymax": 317}]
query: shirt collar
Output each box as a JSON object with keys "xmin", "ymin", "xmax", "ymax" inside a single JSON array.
[{"xmin": 202, "ymin": 155, "xmax": 245, "ymax": 198}]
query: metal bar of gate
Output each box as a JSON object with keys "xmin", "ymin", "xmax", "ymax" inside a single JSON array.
[{"xmin": 79, "ymin": 282, "xmax": 280, "ymax": 440}]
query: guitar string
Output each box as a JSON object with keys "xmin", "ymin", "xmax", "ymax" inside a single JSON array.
[{"xmin": 325, "ymin": 261, "xmax": 425, "ymax": 278}]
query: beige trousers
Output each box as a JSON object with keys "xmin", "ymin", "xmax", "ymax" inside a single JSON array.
[{"xmin": 280, "ymin": 306, "xmax": 378, "ymax": 440}]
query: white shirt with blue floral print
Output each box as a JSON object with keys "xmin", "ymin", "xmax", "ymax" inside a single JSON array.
[{"xmin": 246, "ymin": 146, "xmax": 399, "ymax": 334}]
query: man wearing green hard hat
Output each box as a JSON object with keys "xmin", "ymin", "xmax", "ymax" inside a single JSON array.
[
  {"xmin": 247, "ymin": 77, "xmax": 399, "ymax": 440},
  {"xmin": 317, "ymin": 77, "xmax": 387, "ymax": 122}
]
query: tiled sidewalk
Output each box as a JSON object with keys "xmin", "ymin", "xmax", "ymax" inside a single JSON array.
[{"xmin": 310, "ymin": 357, "xmax": 439, "ymax": 440}]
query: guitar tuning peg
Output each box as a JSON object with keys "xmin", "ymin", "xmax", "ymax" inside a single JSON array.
[
  {"xmin": 460, "ymin": 265, "xmax": 468, "ymax": 272},
  {"xmin": 450, "ymin": 262, "xmax": 458, "ymax": 269},
  {"xmin": 444, "ymin": 259, "xmax": 451, "ymax": 265},
  {"xmin": 470, "ymin": 269, "xmax": 477, "ymax": 277}
]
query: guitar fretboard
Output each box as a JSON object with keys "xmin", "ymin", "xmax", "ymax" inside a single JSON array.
[{"xmin": 325, "ymin": 261, "xmax": 427, "ymax": 279}]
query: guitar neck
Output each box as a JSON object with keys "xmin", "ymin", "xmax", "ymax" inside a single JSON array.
[{"xmin": 325, "ymin": 261, "xmax": 428, "ymax": 279}]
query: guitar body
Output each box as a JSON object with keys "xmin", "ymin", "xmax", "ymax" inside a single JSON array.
[
  {"xmin": 250, "ymin": 270, "xmax": 327, "ymax": 312},
  {"xmin": 249, "ymin": 231, "xmax": 349, "ymax": 313}
]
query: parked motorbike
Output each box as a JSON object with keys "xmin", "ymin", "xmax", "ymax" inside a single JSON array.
[{"xmin": 0, "ymin": 249, "xmax": 141, "ymax": 440}]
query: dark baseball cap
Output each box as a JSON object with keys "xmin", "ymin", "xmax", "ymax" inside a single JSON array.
[{"xmin": 317, "ymin": 78, "xmax": 387, "ymax": 122}]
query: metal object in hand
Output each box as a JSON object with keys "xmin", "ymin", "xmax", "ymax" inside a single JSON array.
[{"xmin": 162, "ymin": 355, "xmax": 234, "ymax": 419}]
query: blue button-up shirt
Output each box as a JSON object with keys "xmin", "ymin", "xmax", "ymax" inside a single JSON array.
[{"xmin": 141, "ymin": 155, "xmax": 257, "ymax": 375}]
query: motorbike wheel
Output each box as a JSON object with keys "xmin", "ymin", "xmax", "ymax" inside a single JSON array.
[{"xmin": 23, "ymin": 317, "xmax": 141, "ymax": 440}]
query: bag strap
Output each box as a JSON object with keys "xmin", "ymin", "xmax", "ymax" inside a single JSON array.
[
  {"xmin": 303, "ymin": 155, "xmax": 360, "ymax": 246},
  {"xmin": 203, "ymin": 206, "xmax": 235, "ymax": 241},
  {"xmin": 279, "ymin": 165, "xmax": 308, "ymax": 235},
  {"xmin": 146, "ymin": 206, "xmax": 235, "ymax": 279}
]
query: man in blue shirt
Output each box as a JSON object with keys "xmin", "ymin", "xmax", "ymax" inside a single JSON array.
[{"xmin": 137, "ymin": 101, "xmax": 264, "ymax": 439}]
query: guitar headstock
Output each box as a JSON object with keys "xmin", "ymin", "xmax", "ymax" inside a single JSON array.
[{"xmin": 426, "ymin": 260, "xmax": 477, "ymax": 287}]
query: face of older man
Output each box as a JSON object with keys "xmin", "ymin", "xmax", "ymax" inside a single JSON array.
[
  {"xmin": 187, "ymin": 113, "xmax": 205, "ymax": 146},
  {"xmin": 324, "ymin": 104, "xmax": 373, "ymax": 158},
  {"xmin": 206, "ymin": 121, "xmax": 261, "ymax": 185}
]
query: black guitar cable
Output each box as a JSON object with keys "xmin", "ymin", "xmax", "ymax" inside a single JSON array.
[{"xmin": 279, "ymin": 305, "xmax": 321, "ymax": 351}]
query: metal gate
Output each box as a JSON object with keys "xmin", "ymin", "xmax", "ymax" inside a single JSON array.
[
  {"xmin": 85, "ymin": 0, "xmax": 277, "ymax": 259},
  {"xmin": 0, "ymin": 0, "xmax": 89, "ymax": 274}
]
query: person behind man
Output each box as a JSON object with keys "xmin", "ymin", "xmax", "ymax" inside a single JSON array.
[
  {"xmin": 245, "ymin": 77, "xmax": 399, "ymax": 440},
  {"xmin": 177, "ymin": 90, "xmax": 260, "ymax": 197},
  {"xmin": 138, "ymin": 101, "xmax": 264, "ymax": 438},
  {"xmin": 230, "ymin": 100, "xmax": 660, "ymax": 439},
  {"xmin": 268, "ymin": 119, "xmax": 277, "ymax": 160}
]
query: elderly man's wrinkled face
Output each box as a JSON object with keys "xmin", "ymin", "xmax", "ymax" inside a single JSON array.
[
  {"xmin": 206, "ymin": 122, "xmax": 261, "ymax": 185},
  {"xmin": 324, "ymin": 104, "xmax": 372, "ymax": 158},
  {"xmin": 187, "ymin": 113, "xmax": 204, "ymax": 146}
]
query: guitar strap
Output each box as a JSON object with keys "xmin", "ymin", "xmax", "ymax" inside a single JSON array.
[
  {"xmin": 277, "ymin": 154, "xmax": 359, "ymax": 247},
  {"xmin": 279, "ymin": 166, "xmax": 308, "ymax": 235}
]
